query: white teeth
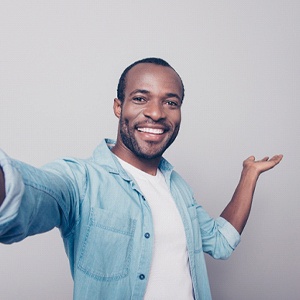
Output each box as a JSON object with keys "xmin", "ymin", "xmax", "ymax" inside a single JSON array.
[{"xmin": 137, "ymin": 128, "xmax": 164, "ymax": 134}]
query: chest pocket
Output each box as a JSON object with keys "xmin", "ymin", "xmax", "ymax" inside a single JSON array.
[{"xmin": 78, "ymin": 208, "xmax": 136, "ymax": 281}]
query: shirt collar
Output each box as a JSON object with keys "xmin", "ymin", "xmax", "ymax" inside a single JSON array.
[{"xmin": 92, "ymin": 138, "xmax": 174, "ymax": 181}]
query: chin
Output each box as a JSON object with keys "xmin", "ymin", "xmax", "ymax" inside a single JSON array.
[{"xmin": 136, "ymin": 143, "xmax": 169, "ymax": 160}]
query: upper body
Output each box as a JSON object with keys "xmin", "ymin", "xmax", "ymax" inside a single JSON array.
[
  {"xmin": 0, "ymin": 58, "xmax": 283, "ymax": 299},
  {"xmin": 0, "ymin": 139, "xmax": 240, "ymax": 299}
]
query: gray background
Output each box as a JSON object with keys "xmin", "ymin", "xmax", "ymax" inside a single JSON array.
[{"xmin": 0, "ymin": 1, "xmax": 299, "ymax": 299}]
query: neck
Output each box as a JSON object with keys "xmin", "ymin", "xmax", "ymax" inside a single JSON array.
[{"xmin": 111, "ymin": 143, "xmax": 161, "ymax": 176}]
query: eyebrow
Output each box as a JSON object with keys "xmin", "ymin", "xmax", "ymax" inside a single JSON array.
[
  {"xmin": 129, "ymin": 89, "xmax": 150, "ymax": 96},
  {"xmin": 165, "ymin": 93, "xmax": 181, "ymax": 101},
  {"xmin": 129, "ymin": 89, "xmax": 181, "ymax": 101}
]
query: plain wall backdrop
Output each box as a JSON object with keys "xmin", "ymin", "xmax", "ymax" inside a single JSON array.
[{"xmin": 0, "ymin": 1, "xmax": 299, "ymax": 299}]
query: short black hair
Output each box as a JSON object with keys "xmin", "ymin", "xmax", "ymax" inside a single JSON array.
[{"xmin": 117, "ymin": 57, "xmax": 185, "ymax": 102}]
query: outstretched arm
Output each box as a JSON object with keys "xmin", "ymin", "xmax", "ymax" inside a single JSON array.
[
  {"xmin": 220, "ymin": 154, "xmax": 283, "ymax": 234},
  {"xmin": 0, "ymin": 167, "xmax": 5, "ymax": 206}
]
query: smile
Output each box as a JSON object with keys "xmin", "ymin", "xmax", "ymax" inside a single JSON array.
[{"xmin": 137, "ymin": 127, "xmax": 164, "ymax": 135}]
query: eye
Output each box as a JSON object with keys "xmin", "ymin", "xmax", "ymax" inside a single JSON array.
[
  {"xmin": 132, "ymin": 97, "xmax": 146, "ymax": 103},
  {"xmin": 166, "ymin": 100, "xmax": 180, "ymax": 107}
]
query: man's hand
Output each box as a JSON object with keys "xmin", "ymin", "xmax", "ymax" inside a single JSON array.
[
  {"xmin": 242, "ymin": 154, "xmax": 283, "ymax": 177},
  {"xmin": 221, "ymin": 154, "xmax": 283, "ymax": 234}
]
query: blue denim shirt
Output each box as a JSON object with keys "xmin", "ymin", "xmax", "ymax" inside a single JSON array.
[{"xmin": 0, "ymin": 139, "xmax": 240, "ymax": 300}]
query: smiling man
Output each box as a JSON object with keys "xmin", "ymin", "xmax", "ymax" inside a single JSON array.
[
  {"xmin": 0, "ymin": 58, "xmax": 282, "ymax": 299},
  {"xmin": 112, "ymin": 61, "xmax": 183, "ymax": 174}
]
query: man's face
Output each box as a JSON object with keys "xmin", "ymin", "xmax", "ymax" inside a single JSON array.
[{"xmin": 114, "ymin": 63, "xmax": 183, "ymax": 160}]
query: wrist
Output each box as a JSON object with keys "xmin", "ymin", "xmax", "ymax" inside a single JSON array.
[{"xmin": 241, "ymin": 166, "xmax": 260, "ymax": 181}]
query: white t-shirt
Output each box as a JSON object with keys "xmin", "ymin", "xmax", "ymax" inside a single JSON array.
[{"xmin": 117, "ymin": 158, "xmax": 194, "ymax": 300}]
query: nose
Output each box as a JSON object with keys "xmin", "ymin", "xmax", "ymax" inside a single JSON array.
[{"xmin": 143, "ymin": 101, "xmax": 166, "ymax": 121}]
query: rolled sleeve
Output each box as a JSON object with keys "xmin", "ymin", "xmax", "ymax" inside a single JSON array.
[
  {"xmin": 0, "ymin": 149, "xmax": 25, "ymax": 225},
  {"xmin": 216, "ymin": 216, "xmax": 241, "ymax": 249}
]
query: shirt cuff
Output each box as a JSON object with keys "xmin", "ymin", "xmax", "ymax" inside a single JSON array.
[
  {"xmin": 216, "ymin": 216, "xmax": 241, "ymax": 249},
  {"xmin": 0, "ymin": 149, "xmax": 24, "ymax": 225}
]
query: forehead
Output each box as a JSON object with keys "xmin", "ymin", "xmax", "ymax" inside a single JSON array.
[{"xmin": 125, "ymin": 63, "xmax": 183, "ymax": 98}]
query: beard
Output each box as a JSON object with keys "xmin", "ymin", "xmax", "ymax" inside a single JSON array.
[{"xmin": 119, "ymin": 116, "xmax": 180, "ymax": 160}]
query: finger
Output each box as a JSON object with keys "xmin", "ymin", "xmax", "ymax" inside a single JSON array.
[
  {"xmin": 262, "ymin": 155, "xmax": 283, "ymax": 171},
  {"xmin": 246, "ymin": 156, "xmax": 255, "ymax": 161},
  {"xmin": 270, "ymin": 154, "xmax": 283, "ymax": 164},
  {"xmin": 260, "ymin": 156, "xmax": 269, "ymax": 162}
]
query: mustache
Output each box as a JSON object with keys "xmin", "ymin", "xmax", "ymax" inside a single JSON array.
[{"xmin": 134, "ymin": 119, "xmax": 171, "ymax": 131}]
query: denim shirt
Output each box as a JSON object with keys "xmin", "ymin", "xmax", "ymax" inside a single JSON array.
[{"xmin": 0, "ymin": 139, "xmax": 240, "ymax": 300}]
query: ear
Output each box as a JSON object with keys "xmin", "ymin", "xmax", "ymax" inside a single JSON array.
[{"xmin": 113, "ymin": 98, "xmax": 122, "ymax": 118}]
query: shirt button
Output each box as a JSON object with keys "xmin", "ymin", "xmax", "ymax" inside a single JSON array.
[
  {"xmin": 139, "ymin": 274, "xmax": 145, "ymax": 280},
  {"xmin": 144, "ymin": 232, "xmax": 150, "ymax": 239}
]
